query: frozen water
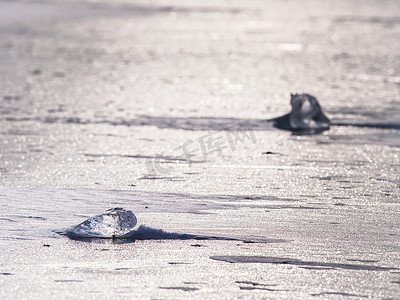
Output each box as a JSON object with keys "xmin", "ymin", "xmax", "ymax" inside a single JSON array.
[
  {"xmin": 0, "ymin": 0, "xmax": 399, "ymax": 298},
  {"xmin": 62, "ymin": 205, "xmax": 281, "ymax": 242},
  {"xmin": 289, "ymin": 94, "xmax": 330, "ymax": 130},
  {"xmin": 66, "ymin": 208, "xmax": 137, "ymax": 238},
  {"xmin": 272, "ymin": 94, "xmax": 331, "ymax": 132}
]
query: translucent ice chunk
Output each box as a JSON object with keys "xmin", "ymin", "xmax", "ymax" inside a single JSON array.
[
  {"xmin": 289, "ymin": 93, "xmax": 330, "ymax": 130},
  {"xmin": 66, "ymin": 208, "xmax": 137, "ymax": 238}
]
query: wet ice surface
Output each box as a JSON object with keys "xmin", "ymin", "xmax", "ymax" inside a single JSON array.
[
  {"xmin": 1, "ymin": 187, "xmax": 400, "ymax": 299},
  {"xmin": 1, "ymin": 0, "xmax": 400, "ymax": 298},
  {"xmin": 63, "ymin": 206, "xmax": 271, "ymax": 242}
]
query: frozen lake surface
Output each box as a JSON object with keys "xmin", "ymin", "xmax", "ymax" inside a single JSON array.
[{"xmin": 0, "ymin": 0, "xmax": 399, "ymax": 298}]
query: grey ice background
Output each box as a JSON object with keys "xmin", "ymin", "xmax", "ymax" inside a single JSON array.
[{"xmin": 0, "ymin": 0, "xmax": 399, "ymax": 299}]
